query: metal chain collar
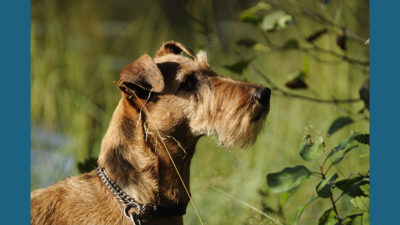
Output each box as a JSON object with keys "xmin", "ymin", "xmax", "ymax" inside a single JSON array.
[{"xmin": 97, "ymin": 167, "xmax": 157, "ymax": 225}]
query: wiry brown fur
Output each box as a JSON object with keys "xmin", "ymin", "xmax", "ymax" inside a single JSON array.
[{"xmin": 31, "ymin": 41, "xmax": 270, "ymax": 225}]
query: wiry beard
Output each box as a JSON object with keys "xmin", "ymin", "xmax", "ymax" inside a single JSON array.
[{"xmin": 185, "ymin": 79, "xmax": 268, "ymax": 149}]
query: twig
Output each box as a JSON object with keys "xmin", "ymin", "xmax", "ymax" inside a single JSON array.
[
  {"xmin": 212, "ymin": 187, "xmax": 284, "ymax": 225},
  {"xmin": 330, "ymin": 195, "xmax": 342, "ymax": 224},
  {"xmin": 311, "ymin": 171, "xmax": 324, "ymax": 178},
  {"xmin": 343, "ymin": 213, "xmax": 363, "ymax": 221},
  {"xmin": 293, "ymin": 0, "xmax": 368, "ymax": 45},
  {"xmin": 333, "ymin": 101, "xmax": 369, "ymax": 122},
  {"xmin": 260, "ymin": 30, "xmax": 369, "ymax": 66},
  {"xmin": 266, "ymin": 0, "xmax": 369, "ymax": 66},
  {"xmin": 253, "ymin": 67, "xmax": 362, "ymax": 104},
  {"xmin": 179, "ymin": 0, "xmax": 214, "ymax": 41},
  {"xmin": 311, "ymin": 45, "xmax": 369, "ymax": 66}
]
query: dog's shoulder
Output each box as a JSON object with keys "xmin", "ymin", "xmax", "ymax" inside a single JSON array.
[
  {"xmin": 31, "ymin": 170, "xmax": 106, "ymax": 225},
  {"xmin": 32, "ymin": 170, "xmax": 99, "ymax": 197}
]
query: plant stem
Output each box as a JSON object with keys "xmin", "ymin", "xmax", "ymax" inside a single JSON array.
[
  {"xmin": 330, "ymin": 195, "xmax": 342, "ymax": 224},
  {"xmin": 253, "ymin": 67, "xmax": 362, "ymax": 105},
  {"xmin": 311, "ymin": 171, "xmax": 323, "ymax": 178},
  {"xmin": 343, "ymin": 213, "xmax": 363, "ymax": 221},
  {"xmin": 321, "ymin": 165, "xmax": 341, "ymax": 224}
]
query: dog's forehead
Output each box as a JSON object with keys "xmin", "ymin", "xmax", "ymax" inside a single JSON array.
[{"xmin": 154, "ymin": 51, "xmax": 209, "ymax": 79}]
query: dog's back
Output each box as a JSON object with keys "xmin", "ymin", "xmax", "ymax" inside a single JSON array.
[{"xmin": 31, "ymin": 171, "xmax": 128, "ymax": 225}]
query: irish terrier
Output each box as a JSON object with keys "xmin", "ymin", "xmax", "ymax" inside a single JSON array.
[{"xmin": 31, "ymin": 41, "xmax": 271, "ymax": 225}]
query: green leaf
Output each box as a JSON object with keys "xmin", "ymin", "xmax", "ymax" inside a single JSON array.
[
  {"xmin": 283, "ymin": 38, "xmax": 299, "ymax": 49},
  {"xmin": 316, "ymin": 173, "xmax": 339, "ymax": 198},
  {"xmin": 223, "ymin": 58, "xmax": 253, "ymax": 74},
  {"xmin": 335, "ymin": 176, "xmax": 369, "ymax": 197},
  {"xmin": 319, "ymin": 208, "xmax": 339, "ymax": 225},
  {"xmin": 325, "ymin": 131, "xmax": 360, "ymax": 161},
  {"xmin": 354, "ymin": 134, "xmax": 369, "ymax": 146},
  {"xmin": 285, "ymin": 70, "xmax": 308, "ymax": 89},
  {"xmin": 240, "ymin": 2, "xmax": 272, "ymax": 24},
  {"xmin": 261, "ymin": 10, "xmax": 286, "ymax": 31},
  {"xmin": 344, "ymin": 211, "xmax": 370, "ymax": 225},
  {"xmin": 362, "ymin": 213, "xmax": 370, "ymax": 225},
  {"xmin": 345, "ymin": 215, "xmax": 362, "ymax": 225},
  {"xmin": 294, "ymin": 194, "xmax": 319, "ymax": 225},
  {"xmin": 279, "ymin": 192, "xmax": 289, "ymax": 208},
  {"xmin": 291, "ymin": 70, "xmax": 307, "ymax": 80},
  {"xmin": 337, "ymin": 131, "xmax": 360, "ymax": 149},
  {"xmin": 328, "ymin": 143, "xmax": 359, "ymax": 169},
  {"xmin": 346, "ymin": 213, "xmax": 370, "ymax": 225},
  {"xmin": 277, "ymin": 14, "xmax": 293, "ymax": 29},
  {"xmin": 350, "ymin": 196, "xmax": 369, "ymax": 212},
  {"xmin": 267, "ymin": 165, "xmax": 311, "ymax": 193},
  {"xmin": 360, "ymin": 184, "xmax": 369, "ymax": 196},
  {"xmin": 328, "ymin": 117, "xmax": 354, "ymax": 136},
  {"xmin": 299, "ymin": 135, "xmax": 326, "ymax": 162}
]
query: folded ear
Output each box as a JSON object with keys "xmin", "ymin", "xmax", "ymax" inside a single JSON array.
[
  {"xmin": 156, "ymin": 41, "xmax": 196, "ymax": 59},
  {"xmin": 118, "ymin": 54, "xmax": 165, "ymax": 95}
]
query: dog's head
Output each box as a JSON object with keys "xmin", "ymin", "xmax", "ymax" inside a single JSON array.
[{"xmin": 118, "ymin": 41, "xmax": 271, "ymax": 148}]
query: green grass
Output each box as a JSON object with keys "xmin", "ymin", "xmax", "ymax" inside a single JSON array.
[{"xmin": 31, "ymin": 0, "xmax": 369, "ymax": 224}]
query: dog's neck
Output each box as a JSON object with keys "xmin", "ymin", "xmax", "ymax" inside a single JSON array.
[{"xmin": 98, "ymin": 97, "xmax": 198, "ymax": 208}]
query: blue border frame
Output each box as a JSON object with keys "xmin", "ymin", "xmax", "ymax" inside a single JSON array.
[
  {"xmin": 370, "ymin": 1, "xmax": 400, "ymax": 224},
  {"xmin": 0, "ymin": 0, "xmax": 30, "ymax": 223},
  {"xmin": 0, "ymin": 0, "xmax": 397, "ymax": 224}
]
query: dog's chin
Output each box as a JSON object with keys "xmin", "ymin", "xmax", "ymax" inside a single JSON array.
[
  {"xmin": 200, "ymin": 104, "xmax": 269, "ymax": 149},
  {"xmin": 215, "ymin": 116, "xmax": 267, "ymax": 149},
  {"xmin": 251, "ymin": 104, "xmax": 270, "ymax": 123},
  {"xmin": 237, "ymin": 108, "xmax": 269, "ymax": 148}
]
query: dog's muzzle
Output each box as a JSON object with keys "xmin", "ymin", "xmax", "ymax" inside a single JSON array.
[
  {"xmin": 252, "ymin": 87, "xmax": 271, "ymax": 122},
  {"xmin": 254, "ymin": 87, "xmax": 271, "ymax": 107}
]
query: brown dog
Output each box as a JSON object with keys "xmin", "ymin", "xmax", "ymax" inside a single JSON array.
[{"xmin": 31, "ymin": 41, "xmax": 271, "ymax": 225}]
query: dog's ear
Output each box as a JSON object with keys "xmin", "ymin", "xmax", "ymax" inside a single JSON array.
[
  {"xmin": 118, "ymin": 54, "xmax": 165, "ymax": 95},
  {"xmin": 156, "ymin": 41, "xmax": 196, "ymax": 59}
]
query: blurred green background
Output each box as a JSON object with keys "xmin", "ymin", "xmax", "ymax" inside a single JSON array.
[{"xmin": 31, "ymin": 0, "xmax": 369, "ymax": 224}]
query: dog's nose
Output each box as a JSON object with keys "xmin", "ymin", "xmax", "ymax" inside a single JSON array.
[{"xmin": 254, "ymin": 87, "xmax": 271, "ymax": 106}]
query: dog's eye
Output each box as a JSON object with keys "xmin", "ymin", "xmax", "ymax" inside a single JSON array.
[{"xmin": 179, "ymin": 75, "xmax": 197, "ymax": 92}]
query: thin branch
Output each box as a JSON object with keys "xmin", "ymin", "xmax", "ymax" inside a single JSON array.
[
  {"xmin": 266, "ymin": 0, "xmax": 369, "ymax": 66},
  {"xmin": 333, "ymin": 101, "xmax": 369, "ymax": 122},
  {"xmin": 253, "ymin": 67, "xmax": 362, "ymax": 104},
  {"xmin": 260, "ymin": 30, "xmax": 369, "ymax": 66},
  {"xmin": 330, "ymin": 195, "xmax": 342, "ymax": 224},
  {"xmin": 212, "ymin": 187, "xmax": 284, "ymax": 225},
  {"xmin": 319, "ymin": 164, "xmax": 341, "ymax": 223},
  {"xmin": 311, "ymin": 171, "xmax": 324, "ymax": 178},
  {"xmin": 311, "ymin": 45, "xmax": 369, "ymax": 66},
  {"xmin": 294, "ymin": 0, "xmax": 368, "ymax": 45},
  {"xmin": 343, "ymin": 213, "xmax": 364, "ymax": 221},
  {"xmin": 179, "ymin": 0, "xmax": 214, "ymax": 41}
]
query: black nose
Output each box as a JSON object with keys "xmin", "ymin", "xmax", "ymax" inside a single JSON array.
[{"xmin": 254, "ymin": 87, "xmax": 271, "ymax": 106}]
